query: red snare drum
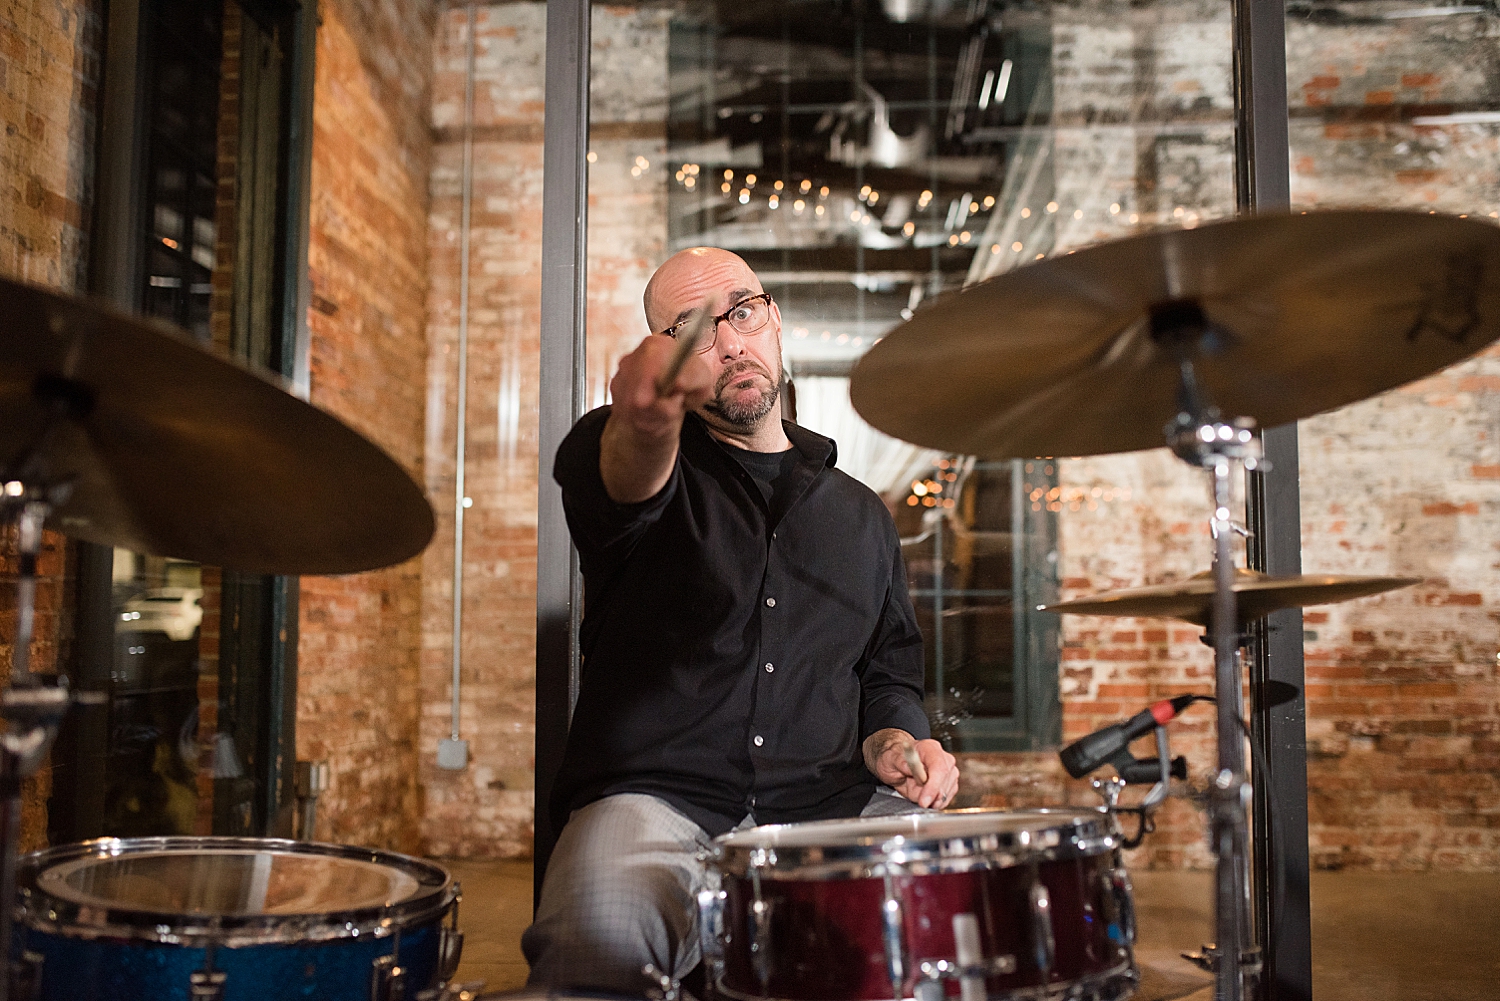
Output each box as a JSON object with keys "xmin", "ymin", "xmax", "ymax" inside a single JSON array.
[{"xmin": 701, "ymin": 810, "xmax": 1136, "ymax": 1001}]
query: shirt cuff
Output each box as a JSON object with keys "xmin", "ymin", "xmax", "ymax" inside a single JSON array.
[{"xmin": 864, "ymin": 693, "xmax": 931, "ymax": 743}]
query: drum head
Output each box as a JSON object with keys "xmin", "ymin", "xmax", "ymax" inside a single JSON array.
[
  {"xmin": 16, "ymin": 837, "xmax": 456, "ymax": 944},
  {"xmin": 38, "ymin": 848, "xmax": 422, "ymax": 915},
  {"xmin": 713, "ymin": 808, "xmax": 1117, "ymax": 876}
]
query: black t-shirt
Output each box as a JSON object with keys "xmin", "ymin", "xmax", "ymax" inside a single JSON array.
[
  {"xmin": 551, "ymin": 408, "xmax": 929, "ymax": 836},
  {"xmin": 719, "ymin": 441, "xmax": 800, "ymax": 525}
]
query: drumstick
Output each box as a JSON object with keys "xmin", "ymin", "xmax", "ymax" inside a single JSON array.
[
  {"xmin": 903, "ymin": 741, "xmax": 928, "ymax": 785},
  {"xmin": 655, "ymin": 306, "xmax": 713, "ymax": 397}
]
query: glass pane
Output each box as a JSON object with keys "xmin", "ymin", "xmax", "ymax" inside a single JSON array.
[
  {"xmin": 600, "ymin": 1, "xmax": 1234, "ymax": 756},
  {"xmin": 108, "ymin": 549, "xmax": 204, "ymax": 836},
  {"xmin": 1287, "ymin": 4, "xmax": 1500, "ymax": 995}
]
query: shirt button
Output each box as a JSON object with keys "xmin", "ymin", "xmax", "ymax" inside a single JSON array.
[
  {"xmin": 765, "ymin": 663, "xmax": 774, "ymax": 673},
  {"xmin": 765, "ymin": 597, "xmax": 776, "ymax": 607},
  {"xmin": 753, "ymin": 735, "xmax": 765, "ymax": 747}
]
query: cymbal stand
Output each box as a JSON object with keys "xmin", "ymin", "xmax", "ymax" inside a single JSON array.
[
  {"xmin": 0, "ymin": 482, "xmax": 76, "ymax": 1001},
  {"xmin": 1156, "ymin": 301, "xmax": 1263, "ymax": 1001}
]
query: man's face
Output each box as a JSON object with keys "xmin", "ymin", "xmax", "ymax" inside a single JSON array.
[{"xmin": 647, "ymin": 250, "xmax": 783, "ymax": 434}]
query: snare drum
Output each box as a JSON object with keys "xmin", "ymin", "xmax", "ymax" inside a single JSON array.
[
  {"xmin": 703, "ymin": 809, "xmax": 1136, "ymax": 1001},
  {"xmin": 11, "ymin": 837, "xmax": 463, "ymax": 1000}
]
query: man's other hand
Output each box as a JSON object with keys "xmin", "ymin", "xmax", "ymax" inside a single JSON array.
[{"xmin": 863, "ymin": 728, "xmax": 960, "ymax": 809}]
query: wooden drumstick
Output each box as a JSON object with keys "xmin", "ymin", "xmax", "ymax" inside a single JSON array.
[
  {"xmin": 903, "ymin": 741, "xmax": 928, "ymax": 785},
  {"xmin": 655, "ymin": 306, "xmax": 713, "ymax": 397}
]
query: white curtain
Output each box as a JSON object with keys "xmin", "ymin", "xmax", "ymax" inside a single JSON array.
[{"xmin": 793, "ymin": 375, "xmax": 941, "ymax": 499}]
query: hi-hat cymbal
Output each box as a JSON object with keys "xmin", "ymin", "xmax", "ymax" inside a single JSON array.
[
  {"xmin": 1038, "ymin": 568, "xmax": 1420, "ymax": 627},
  {"xmin": 0, "ymin": 278, "xmax": 434, "ymax": 575},
  {"xmin": 851, "ymin": 211, "xmax": 1500, "ymax": 458}
]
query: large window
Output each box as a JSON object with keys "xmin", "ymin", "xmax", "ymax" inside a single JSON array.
[
  {"xmin": 585, "ymin": 0, "xmax": 1235, "ymax": 750},
  {"xmin": 51, "ymin": 0, "xmax": 308, "ymax": 844}
]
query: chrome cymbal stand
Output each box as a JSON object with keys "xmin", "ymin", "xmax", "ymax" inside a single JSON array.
[
  {"xmin": 1155, "ymin": 301, "xmax": 1263, "ymax": 1001},
  {"xmin": 0, "ymin": 479, "xmax": 82, "ymax": 1001}
]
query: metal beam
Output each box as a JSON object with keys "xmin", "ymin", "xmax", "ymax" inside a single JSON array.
[
  {"xmin": 535, "ymin": 0, "xmax": 590, "ymax": 909},
  {"xmin": 1233, "ymin": 1, "xmax": 1312, "ymax": 999}
]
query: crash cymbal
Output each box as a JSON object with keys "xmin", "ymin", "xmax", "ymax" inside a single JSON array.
[
  {"xmin": 0, "ymin": 278, "xmax": 434, "ymax": 575},
  {"xmin": 851, "ymin": 211, "xmax": 1500, "ymax": 458},
  {"xmin": 1038, "ymin": 568, "xmax": 1420, "ymax": 627}
]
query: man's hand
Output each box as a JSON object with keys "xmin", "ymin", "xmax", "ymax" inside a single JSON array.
[
  {"xmin": 862, "ymin": 728, "xmax": 960, "ymax": 809},
  {"xmin": 600, "ymin": 334, "xmax": 713, "ymax": 503}
]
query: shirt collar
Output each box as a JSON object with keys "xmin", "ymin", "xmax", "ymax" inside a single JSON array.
[{"xmin": 683, "ymin": 413, "xmax": 838, "ymax": 470}]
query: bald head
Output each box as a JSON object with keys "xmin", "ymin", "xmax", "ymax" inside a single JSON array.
[{"xmin": 643, "ymin": 247, "xmax": 760, "ymax": 333}]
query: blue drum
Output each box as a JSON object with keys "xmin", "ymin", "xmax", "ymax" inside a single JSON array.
[{"xmin": 11, "ymin": 837, "xmax": 463, "ymax": 1000}]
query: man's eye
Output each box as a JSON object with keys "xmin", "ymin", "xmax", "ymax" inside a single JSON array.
[{"xmin": 731, "ymin": 306, "xmax": 752, "ymax": 322}]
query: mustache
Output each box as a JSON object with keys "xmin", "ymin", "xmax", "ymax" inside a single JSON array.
[{"xmin": 714, "ymin": 359, "xmax": 772, "ymax": 395}]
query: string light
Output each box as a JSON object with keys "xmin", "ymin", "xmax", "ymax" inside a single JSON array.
[
  {"xmin": 1046, "ymin": 201, "xmax": 1059, "ymax": 213},
  {"xmin": 1020, "ymin": 207, "xmax": 1031, "ymax": 218},
  {"xmin": 903, "ymin": 221, "xmax": 915, "ymax": 236},
  {"xmin": 800, "ymin": 179, "xmax": 812, "ymax": 193}
]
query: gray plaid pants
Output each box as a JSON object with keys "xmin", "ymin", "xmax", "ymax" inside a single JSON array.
[{"xmin": 522, "ymin": 789, "xmax": 924, "ymax": 994}]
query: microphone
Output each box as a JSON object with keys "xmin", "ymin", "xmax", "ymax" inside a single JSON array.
[{"xmin": 1059, "ymin": 693, "xmax": 1199, "ymax": 779}]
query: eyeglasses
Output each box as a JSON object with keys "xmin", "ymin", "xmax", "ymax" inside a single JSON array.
[{"xmin": 658, "ymin": 292, "xmax": 774, "ymax": 353}]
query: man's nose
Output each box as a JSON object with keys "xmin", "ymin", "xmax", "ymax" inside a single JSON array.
[{"xmin": 714, "ymin": 319, "xmax": 748, "ymax": 358}]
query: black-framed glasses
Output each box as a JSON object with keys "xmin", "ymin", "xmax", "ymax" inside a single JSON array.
[{"xmin": 658, "ymin": 292, "xmax": 774, "ymax": 353}]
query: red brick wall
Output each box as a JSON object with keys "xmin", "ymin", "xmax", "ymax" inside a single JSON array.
[
  {"xmin": 298, "ymin": 0, "xmax": 434, "ymax": 852},
  {"xmin": 0, "ymin": 0, "xmax": 101, "ymax": 849},
  {"xmin": 1285, "ymin": 12, "xmax": 1500, "ymax": 871},
  {"xmin": 422, "ymin": 3, "xmax": 669, "ymax": 857}
]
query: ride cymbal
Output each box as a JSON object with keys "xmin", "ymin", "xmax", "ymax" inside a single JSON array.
[
  {"xmin": 0, "ymin": 278, "xmax": 434, "ymax": 575},
  {"xmin": 1038, "ymin": 568, "xmax": 1420, "ymax": 627},
  {"xmin": 851, "ymin": 211, "xmax": 1500, "ymax": 459}
]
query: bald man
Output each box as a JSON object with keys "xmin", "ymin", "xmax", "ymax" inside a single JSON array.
[{"xmin": 522, "ymin": 248, "xmax": 958, "ymax": 995}]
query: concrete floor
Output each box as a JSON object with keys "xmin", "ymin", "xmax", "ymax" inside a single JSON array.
[{"xmin": 442, "ymin": 860, "xmax": 1500, "ymax": 1000}]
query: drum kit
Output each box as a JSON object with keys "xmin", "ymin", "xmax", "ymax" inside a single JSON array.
[{"xmin": 2, "ymin": 207, "xmax": 1499, "ymax": 1001}]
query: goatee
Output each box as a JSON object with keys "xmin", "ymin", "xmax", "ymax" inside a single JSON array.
[{"xmin": 704, "ymin": 361, "xmax": 780, "ymax": 430}]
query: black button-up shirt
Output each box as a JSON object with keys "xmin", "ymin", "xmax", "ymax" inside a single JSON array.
[{"xmin": 551, "ymin": 407, "xmax": 929, "ymax": 836}]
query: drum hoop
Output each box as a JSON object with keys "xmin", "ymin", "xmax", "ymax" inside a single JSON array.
[
  {"xmin": 14, "ymin": 836, "xmax": 458, "ymax": 945},
  {"xmin": 713, "ymin": 836, "xmax": 1118, "ymax": 881},
  {"xmin": 712, "ymin": 959, "xmax": 1138, "ymax": 1001},
  {"xmin": 711, "ymin": 810, "xmax": 1119, "ymax": 878}
]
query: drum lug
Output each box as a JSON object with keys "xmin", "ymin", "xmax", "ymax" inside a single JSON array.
[
  {"xmin": 439, "ymin": 889, "xmax": 464, "ymax": 981},
  {"xmin": 880, "ymin": 871, "xmax": 907, "ymax": 1000},
  {"xmin": 9, "ymin": 949, "xmax": 43, "ymax": 1001},
  {"xmin": 749, "ymin": 896, "xmax": 775, "ymax": 992},
  {"xmin": 372, "ymin": 954, "xmax": 407, "ymax": 1001},
  {"xmin": 1109, "ymin": 867, "xmax": 1137, "ymax": 948},
  {"xmin": 189, "ymin": 970, "xmax": 228, "ymax": 1001},
  {"xmin": 696, "ymin": 886, "xmax": 727, "ymax": 979},
  {"xmin": 1029, "ymin": 882, "xmax": 1056, "ymax": 980}
]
